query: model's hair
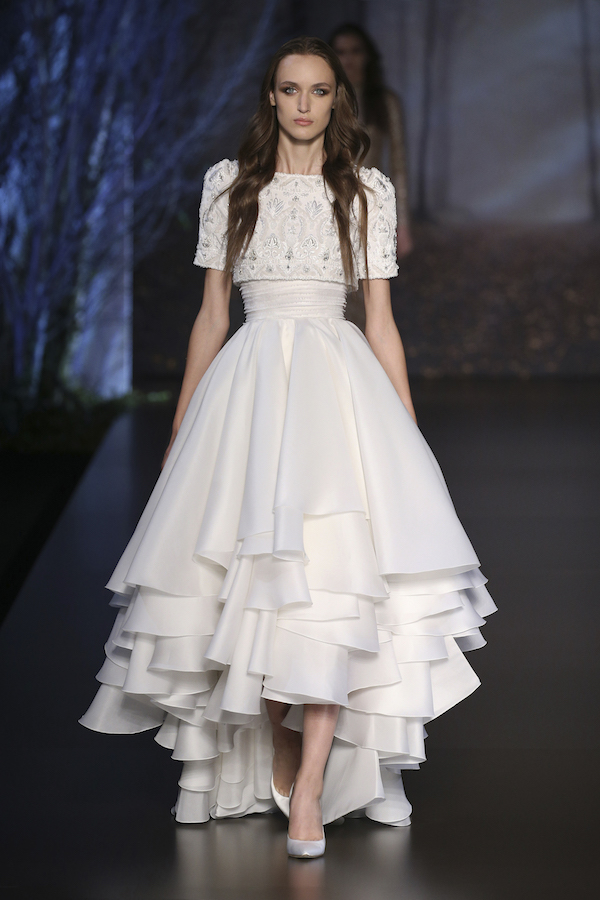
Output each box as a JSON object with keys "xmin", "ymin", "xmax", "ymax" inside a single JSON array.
[
  {"xmin": 328, "ymin": 23, "xmax": 390, "ymax": 134},
  {"xmin": 223, "ymin": 35, "xmax": 371, "ymax": 284}
]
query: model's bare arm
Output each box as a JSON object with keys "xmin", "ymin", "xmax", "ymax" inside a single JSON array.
[
  {"xmin": 162, "ymin": 268, "xmax": 232, "ymax": 467},
  {"xmin": 363, "ymin": 278, "xmax": 417, "ymax": 424}
]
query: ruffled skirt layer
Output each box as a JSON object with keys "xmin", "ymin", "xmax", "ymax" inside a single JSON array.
[{"xmin": 79, "ymin": 300, "xmax": 496, "ymax": 825}]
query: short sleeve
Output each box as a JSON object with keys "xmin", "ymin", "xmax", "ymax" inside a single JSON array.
[
  {"xmin": 192, "ymin": 159, "xmax": 239, "ymax": 270},
  {"xmin": 356, "ymin": 166, "xmax": 399, "ymax": 280}
]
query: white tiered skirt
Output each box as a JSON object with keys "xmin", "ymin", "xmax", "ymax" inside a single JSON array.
[{"xmin": 79, "ymin": 279, "xmax": 497, "ymax": 825}]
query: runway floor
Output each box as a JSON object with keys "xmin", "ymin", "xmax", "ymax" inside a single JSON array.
[{"xmin": 1, "ymin": 379, "xmax": 598, "ymax": 899}]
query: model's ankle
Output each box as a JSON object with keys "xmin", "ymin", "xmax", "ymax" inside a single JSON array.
[{"xmin": 293, "ymin": 770, "xmax": 324, "ymax": 798}]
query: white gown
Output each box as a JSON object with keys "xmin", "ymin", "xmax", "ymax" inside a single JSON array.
[{"xmin": 79, "ymin": 159, "xmax": 497, "ymax": 826}]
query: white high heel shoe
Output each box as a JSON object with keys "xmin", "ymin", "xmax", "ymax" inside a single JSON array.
[
  {"xmin": 286, "ymin": 786, "xmax": 326, "ymax": 859},
  {"xmin": 271, "ymin": 773, "xmax": 291, "ymax": 818},
  {"xmin": 286, "ymin": 833, "xmax": 326, "ymax": 859}
]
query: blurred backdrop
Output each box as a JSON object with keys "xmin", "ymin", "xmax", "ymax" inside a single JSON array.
[{"xmin": 1, "ymin": 0, "xmax": 599, "ymax": 417}]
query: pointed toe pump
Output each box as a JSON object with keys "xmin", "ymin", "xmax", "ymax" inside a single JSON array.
[
  {"xmin": 286, "ymin": 786, "xmax": 326, "ymax": 858},
  {"xmin": 286, "ymin": 833, "xmax": 326, "ymax": 859}
]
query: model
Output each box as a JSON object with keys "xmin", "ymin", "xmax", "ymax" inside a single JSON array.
[
  {"xmin": 329, "ymin": 23, "xmax": 413, "ymax": 334},
  {"xmin": 329, "ymin": 22, "xmax": 413, "ymax": 259},
  {"xmin": 79, "ymin": 36, "xmax": 496, "ymax": 860}
]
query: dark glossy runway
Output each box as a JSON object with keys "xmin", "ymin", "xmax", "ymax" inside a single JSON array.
[{"xmin": 1, "ymin": 380, "xmax": 598, "ymax": 899}]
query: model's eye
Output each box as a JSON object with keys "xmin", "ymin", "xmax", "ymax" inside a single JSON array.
[{"xmin": 282, "ymin": 86, "xmax": 296, "ymax": 94}]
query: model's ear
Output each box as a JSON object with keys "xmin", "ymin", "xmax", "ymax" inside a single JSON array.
[{"xmin": 269, "ymin": 90, "xmax": 276, "ymax": 107}]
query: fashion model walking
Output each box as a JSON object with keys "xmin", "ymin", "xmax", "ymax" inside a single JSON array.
[{"xmin": 79, "ymin": 36, "xmax": 496, "ymax": 860}]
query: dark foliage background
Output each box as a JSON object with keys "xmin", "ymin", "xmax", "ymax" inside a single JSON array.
[{"xmin": 0, "ymin": 0, "xmax": 279, "ymax": 429}]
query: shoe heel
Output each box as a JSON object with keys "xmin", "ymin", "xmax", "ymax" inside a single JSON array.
[{"xmin": 271, "ymin": 773, "xmax": 291, "ymax": 818}]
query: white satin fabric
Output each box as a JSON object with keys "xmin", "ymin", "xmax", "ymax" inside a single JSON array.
[
  {"xmin": 242, "ymin": 280, "xmax": 346, "ymax": 320},
  {"xmin": 79, "ymin": 279, "xmax": 496, "ymax": 825}
]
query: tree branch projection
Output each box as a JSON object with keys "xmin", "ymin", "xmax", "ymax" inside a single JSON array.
[{"xmin": 0, "ymin": 0, "xmax": 277, "ymax": 408}]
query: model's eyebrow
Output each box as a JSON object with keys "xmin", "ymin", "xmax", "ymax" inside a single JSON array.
[{"xmin": 279, "ymin": 80, "xmax": 333, "ymax": 88}]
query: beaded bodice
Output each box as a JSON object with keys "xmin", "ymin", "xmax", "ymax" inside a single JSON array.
[{"xmin": 193, "ymin": 159, "xmax": 398, "ymax": 292}]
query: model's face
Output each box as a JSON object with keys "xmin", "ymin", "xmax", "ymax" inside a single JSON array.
[
  {"xmin": 270, "ymin": 54, "xmax": 336, "ymax": 143},
  {"xmin": 331, "ymin": 34, "xmax": 367, "ymax": 86}
]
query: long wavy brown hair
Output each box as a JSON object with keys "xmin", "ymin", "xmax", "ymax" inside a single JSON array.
[{"xmin": 222, "ymin": 36, "xmax": 371, "ymax": 284}]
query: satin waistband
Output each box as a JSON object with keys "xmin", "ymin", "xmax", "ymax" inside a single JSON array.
[{"xmin": 240, "ymin": 280, "xmax": 347, "ymax": 320}]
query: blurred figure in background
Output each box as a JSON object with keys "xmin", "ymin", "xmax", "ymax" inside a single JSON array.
[{"xmin": 330, "ymin": 23, "xmax": 413, "ymax": 331}]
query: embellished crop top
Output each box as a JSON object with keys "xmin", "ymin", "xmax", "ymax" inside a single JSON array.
[{"xmin": 193, "ymin": 159, "xmax": 398, "ymax": 292}]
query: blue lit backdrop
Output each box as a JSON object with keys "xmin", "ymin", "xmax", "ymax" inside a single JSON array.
[
  {"xmin": 0, "ymin": 0, "xmax": 278, "ymax": 408},
  {"xmin": 1, "ymin": 0, "xmax": 599, "ymax": 409}
]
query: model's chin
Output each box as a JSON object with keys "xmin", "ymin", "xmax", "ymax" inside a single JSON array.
[{"xmin": 291, "ymin": 123, "xmax": 317, "ymax": 133}]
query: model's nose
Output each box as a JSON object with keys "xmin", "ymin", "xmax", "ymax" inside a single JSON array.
[{"xmin": 297, "ymin": 92, "xmax": 310, "ymax": 114}]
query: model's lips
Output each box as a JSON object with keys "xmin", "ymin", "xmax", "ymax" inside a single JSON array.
[{"xmin": 294, "ymin": 118, "xmax": 313, "ymax": 125}]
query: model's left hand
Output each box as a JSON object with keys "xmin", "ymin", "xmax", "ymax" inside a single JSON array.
[{"xmin": 397, "ymin": 223, "xmax": 413, "ymax": 258}]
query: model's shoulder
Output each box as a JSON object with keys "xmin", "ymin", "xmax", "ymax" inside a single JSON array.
[
  {"xmin": 204, "ymin": 158, "xmax": 239, "ymax": 188},
  {"xmin": 358, "ymin": 165, "xmax": 395, "ymax": 197}
]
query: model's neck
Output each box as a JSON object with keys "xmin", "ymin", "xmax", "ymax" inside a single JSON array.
[{"xmin": 275, "ymin": 136, "xmax": 326, "ymax": 176}]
